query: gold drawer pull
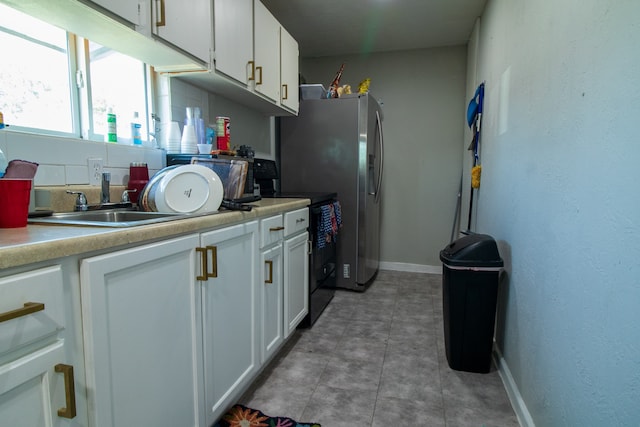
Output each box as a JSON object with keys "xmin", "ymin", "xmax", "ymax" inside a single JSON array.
[
  {"xmin": 156, "ymin": 0, "xmax": 166, "ymax": 26},
  {"xmin": 207, "ymin": 246, "xmax": 218, "ymax": 278},
  {"xmin": 265, "ymin": 260, "xmax": 273, "ymax": 284},
  {"xmin": 0, "ymin": 302, "xmax": 45, "ymax": 323},
  {"xmin": 269, "ymin": 226, "xmax": 285, "ymax": 232},
  {"xmin": 55, "ymin": 364, "xmax": 77, "ymax": 419},
  {"xmin": 196, "ymin": 246, "xmax": 218, "ymax": 280},
  {"xmin": 196, "ymin": 247, "xmax": 208, "ymax": 281},
  {"xmin": 248, "ymin": 61, "xmax": 255, "ymax": 81},
  {"xmin": 256, "ymin": 66, "xmax": 263, "ymax": 85},
  {"xmin": 282, "ymin": 84, "xmax": 288, "ymax": 100}
]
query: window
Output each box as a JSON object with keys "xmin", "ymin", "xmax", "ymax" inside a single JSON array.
[
  {"xmin": 86, "ymin": 41, "xmax": 149, "ymax": 143},
  {"xmin": 0, "ymin": 3, "xmax": 151, "ymax": 143},
  {"xmin": 0, "ymin": 4, "xmax": 74, "ymax": 135}
]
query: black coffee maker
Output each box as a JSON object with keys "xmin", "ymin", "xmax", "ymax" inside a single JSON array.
[{"xmin": 253, "ymin": 158, "xmax": 279, "ymax": 196}]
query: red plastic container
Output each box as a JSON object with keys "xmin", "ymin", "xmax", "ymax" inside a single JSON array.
[
  {"xmin": 127, "ymin": 163, "xmax": 149, "ymax": 204},
  {"xmin": 0, "ymin": 179, "xmax": 32, "ymax": 228}
]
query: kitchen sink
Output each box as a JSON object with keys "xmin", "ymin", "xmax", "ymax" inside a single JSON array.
[{"xmin": 28, "ymin": 208, "xmax": 195, "ymax": 228}]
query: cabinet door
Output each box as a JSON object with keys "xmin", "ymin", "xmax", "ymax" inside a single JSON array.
[
  {"xmin": 213, "ymin": 0, "xmax": 253, "ymax": 85},
  {"xmin": 260, "ymin": 244, "xmax": 283, "ymax": 364},
  {"xmin": 280, "ymin": 26, "xmax": 299, "ymax": 113},
  {"xmin": 0, "ymin": 342, "xmax": 75, "ymax": 427},
  {"xmin": 153, "ymin": 0, "xmax": 212, "ymax": 63},
  {"xmin": 284, "ymin": 231, "xmax": 309, "ymax": 337},
  {"xmin": 91, "ymin": 0, "xmax": 140, "ymax": 25},
  {"xmin": 80, "ymin": 234, "xmax": 204, "ymax": 427},
  {"xmin": 201, "ymin": 221, "xmax": 259, "ymax": 426},
  {"xmin": 253, "ymin": 0, "xmax": 280, "ymax": 102}
]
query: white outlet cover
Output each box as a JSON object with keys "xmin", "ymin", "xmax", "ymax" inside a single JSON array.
[{"xmin": 88, "ymin": 158, "xmax": 103, "ymax": 186}]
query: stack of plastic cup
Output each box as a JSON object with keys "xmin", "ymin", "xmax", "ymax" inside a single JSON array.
[
  {"xmin": 162, "ymin": 121, "xmax": 182, "ymax": 153},
  {"xmin": 180, "ymin": 123, "xmax": 198, "ymax": 154}
]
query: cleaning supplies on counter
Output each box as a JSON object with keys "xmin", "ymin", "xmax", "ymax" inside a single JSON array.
[
  {"xmin": 131, "ymin": 112, "xmax": 142, "ymax": 145},
  {"xmin": 106, "ymin": 108, "xmax": 117, "ymax": 142}
]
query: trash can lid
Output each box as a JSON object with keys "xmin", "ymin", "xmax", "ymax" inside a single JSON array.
[{"xmin": 440, "ymin": 233, "xmax": 504, "ymax": 268}]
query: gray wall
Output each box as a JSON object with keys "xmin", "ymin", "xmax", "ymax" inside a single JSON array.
[
  {"xmin": 301, "ymin": 47, "xmax": 467, "ymax": 269},
  {"xmin": 472, "ymin": 0, "xmax": 640, "ymax": 425}
]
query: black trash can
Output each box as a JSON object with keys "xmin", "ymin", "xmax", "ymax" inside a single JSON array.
[{"xmin": 440, "ymin": 233, "xmax": 504, "ymax": 373}]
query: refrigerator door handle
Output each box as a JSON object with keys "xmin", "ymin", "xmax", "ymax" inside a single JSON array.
[{"xmin": 374, "ymin": 110, "xmax": 384, "ymax": 202}]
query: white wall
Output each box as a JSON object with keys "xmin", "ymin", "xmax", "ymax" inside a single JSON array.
[
  {"xmin": 301, "ymin": 47, "xmax": 467, "ymax": 270},
  {"xmin": 472, "ymin": 0, "xmax": 640, "ymax": 425}
]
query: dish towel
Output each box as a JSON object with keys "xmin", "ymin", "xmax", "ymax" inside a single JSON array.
[{"xmin": 317, "ymin": 201, "xmax": 342, "ymax": 249}]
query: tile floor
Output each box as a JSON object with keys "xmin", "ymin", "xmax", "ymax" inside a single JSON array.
[{"xmin": 239, "ymin": 270, "xmax": 520, "ymax": 427}]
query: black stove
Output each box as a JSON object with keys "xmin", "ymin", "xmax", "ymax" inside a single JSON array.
[
  {"xmin": 254, "ymin": 159, "xmax": 337, "ymax": 327},
  {"xmin": 263, "ymin": 191, "xmax": 337, "ymax": 205}
]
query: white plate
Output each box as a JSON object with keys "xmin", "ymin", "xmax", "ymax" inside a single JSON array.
[{"xmin": 155, "ymin": 165, "xmax": 223, "ymax": 213}]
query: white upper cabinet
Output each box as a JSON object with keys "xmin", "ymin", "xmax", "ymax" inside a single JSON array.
[
  {"xmin": 91, "ymin": 0, "xmax": 140, "ymax": 25},
  {"xmin": 280, "ymin": 26, "xmax": 299, "ymax": 113},
  {"xmin": 213, "ymin": 0, "xmax": 253, "ymax": 85},
  {"xmin": 253, "ymin": 0, "xmax": 281, "ymax": 103},
  {"xmin": 204, "ymin": 0, "xmax": 298, "ymax": 115},
  {"xmin": 0, "ymin": 0, "xmax": 206, "ymax": 71},
  {"xmin": 152, "ymin": 0, "xmax": 212, "ymax": 64}
]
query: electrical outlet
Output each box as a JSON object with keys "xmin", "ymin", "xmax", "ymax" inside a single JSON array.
[
  {"xmin": 343, "ymin": 264, "xmax": 350, "ymax": 279},
  {"xmin": 88, "ymin": 158, "xmax": 103, "ymax": 186}
]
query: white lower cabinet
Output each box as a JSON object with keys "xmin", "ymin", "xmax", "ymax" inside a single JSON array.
[
  {"xmin": 284, "ymin": 232, "xmax": 309, "ymax": 336},
  {"xmin": 283, "ymin": 208, "xmax": 310, "ymax": 337},
  {"xmin": 0, "ymin": 264, "xmax": 87, "ymax": 427},
  {"xmin": 259, "ymin": 215, "xmax": 285, "ymax": 364},
  {"xmin": 3, "ymin": 207, "xmax": 306, "ymax": 427},
  {"xmin": 200, "ymin": 221, "xmax": 259, "ymax": 426},
  {"xmin": 0, "ymin": 342, "xmax": 69, "ymax": 426},
  {"xmin": 80, "ymin": 234, "xmax": 204, "ymax": 427}
]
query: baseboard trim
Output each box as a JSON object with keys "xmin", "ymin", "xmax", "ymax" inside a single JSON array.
[
  {"xmin": 379, "ymin": 261, "xmax": 442, "ymax": 274},
  {"xmin": 493, "ymin": 347, "xmax": 535, "ymax": 427}
]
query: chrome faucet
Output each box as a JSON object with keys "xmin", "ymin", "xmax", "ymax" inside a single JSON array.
[
  {"xmin": 101, "ymin": 172, "xmax": 111, "ymax": 203},
  {"xmin": 66, "ymin": 190, "xmax": 88, "ymax": 211}
]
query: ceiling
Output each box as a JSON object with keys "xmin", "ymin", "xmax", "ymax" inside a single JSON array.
[{"xmin": 261, "ymin": 0, "xmax": 487, "ymax": 58}]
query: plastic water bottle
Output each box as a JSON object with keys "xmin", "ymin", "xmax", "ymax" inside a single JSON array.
[
  {"xmin": 106, "ymin": 108, "xmax": 117, "ymax": 143},
  {"xmin": 131, "ymin": 112, "xmax": 142, "ymax": 145},
  {"xmin": 0, "ymin": 148, "xmax": 7, "ymax": 178}
]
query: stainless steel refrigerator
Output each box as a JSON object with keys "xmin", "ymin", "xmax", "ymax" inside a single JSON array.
[{"xmin": 279, "ymin": 93, "xmax": 384, "ymax": 291}]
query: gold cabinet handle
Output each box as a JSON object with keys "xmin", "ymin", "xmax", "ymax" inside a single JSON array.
[
  {"xmin": 248, "ymin": 61, "xmax": 255, "ymax": 81},
  {"xmin": 207, "ymin": 246, "xmax": 218, "ymax": 278},
  {"xmin": 196, "ymin": 246, "xmax": 218, "ymax": 280},
  {"xmin": 282, "ymin": 84, "xmax": 288, "ymax": 100},
  {"xmin": 196, "ymin": 247, "xmax": 208, "ymax": 281},
  {"xmin": 55, "ymin": 364, "xmax": 77, "ymax": 419},
  {"xmin": 265, "ymin": 260, "xmax": 273, "ymax": 284},
  {"xmin": 156, "ymin": 0, "xmax": 166, "ymax": 27},
  {"xmin": 256, "ymin": 66, "xmax": 263, "ymax": 85},
  {"xmin": 0, "ymin": 302, "xmax": 44, "ymax": 323},
  {"xmin": 269, "ymin": 226, "xmax": 285, "ymax": 232}
]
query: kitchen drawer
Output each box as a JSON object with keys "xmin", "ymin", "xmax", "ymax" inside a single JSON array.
[
  {"xmin": 0, "ymin": 266, "xmax": 65, "ymax": 358},
  {"xmin": 284, "ymin": 208, "xmax": 309, "ymax": 237},
  {"xmin": 260, "ymin": 214, "xmax": 284, "ymax": 248}
]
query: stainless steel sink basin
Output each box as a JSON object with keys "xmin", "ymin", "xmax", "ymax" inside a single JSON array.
[{"xmin": 28, "ymin": 209, "xmax": 193, "ymax": 228}]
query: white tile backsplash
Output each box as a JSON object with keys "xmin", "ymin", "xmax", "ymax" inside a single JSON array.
[
  {"xmin": 2, "ymin": 130, "xmax": 165, "ymax": 186},
  {"xmin": 36, "ymin": 164, "xmax": 66, "ymax": 186},
  {"xmin": 65, "ymin": 164, "xmax": 91, "ymax": 185}
]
